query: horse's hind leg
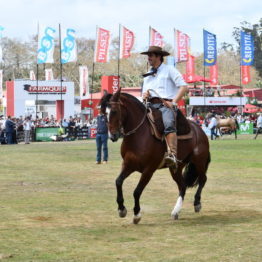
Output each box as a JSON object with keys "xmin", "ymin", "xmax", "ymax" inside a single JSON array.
[
  {"xmin": 116, "ymin": 166, "xmax": 133, "ymax": 218},
  {"xmin": 132, "ymin": 171, "xmax": 154, "ymax": 224},
  {"xmin": 193, "ymin": 154, "xmax": 209, "ymax": 212},
  {"xmin": 169, "ymin": 166, "xmax": 186, "ymax": 220}
]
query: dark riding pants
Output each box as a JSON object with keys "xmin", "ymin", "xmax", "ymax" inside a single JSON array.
[{"xmin": 151, "ymin": 103, "xmax": 176, "ymax": 135}]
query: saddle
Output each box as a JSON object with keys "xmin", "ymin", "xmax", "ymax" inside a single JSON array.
[{"xmin": 147, "ymin": 106, "xmax": 193, "ymax": 141}]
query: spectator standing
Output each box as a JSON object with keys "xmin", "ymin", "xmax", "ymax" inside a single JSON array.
[
  {"xmin": 208, "ymin": 114, "xmax": 219, "ymax": 140},
  {"xmin": 95, "ymin": 107, "xmax": 108, "ymax": 164},
  {"xmin": 5, "ymin": 116, "xmax": 15, "ymax": 144},
  {"xmin": 23, "ymin": 117, "xmax": 32, "ymax": 144},
  {"xmin": 254, "ymin": 113, "xmax": 262, "ymax": 139}
]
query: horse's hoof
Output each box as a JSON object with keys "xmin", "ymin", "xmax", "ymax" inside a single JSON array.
[
  {"xmin": 118, "ymin": 208, "xmax": 127, "ymax": 218},
  {"xmin": 133, "ymin": 213, "xmax": 141, "ymax": 224},
  {"xmin": 194, "ymin": 203, "xmax": 202, "ymax": 213},
  {"xmin": 171, "ymin": 213, "xmax": 179, "ymax": 220}
]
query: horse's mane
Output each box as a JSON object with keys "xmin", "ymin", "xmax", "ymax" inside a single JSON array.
[
  {"xmin": 120, "ymin": 93, "xmax": 145, "ymax": 111},
  {"xmin": 100, "ymin": 92, "xmax": 145, "ymax": 112}
]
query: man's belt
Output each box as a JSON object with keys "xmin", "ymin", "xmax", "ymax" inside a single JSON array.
[{"xmin": 149, "ymin": 97, "xmax": 172, "ymax": 104}]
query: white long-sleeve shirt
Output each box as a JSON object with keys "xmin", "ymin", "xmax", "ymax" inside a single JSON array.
[{"xmin": 142, "ymin": 63, "xmax": 186, "ymax": 100}]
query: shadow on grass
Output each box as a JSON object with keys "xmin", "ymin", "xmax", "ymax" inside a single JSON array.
[{"xmin": 174, "ymin": 209, "xmax": 262, "ymax": 226}]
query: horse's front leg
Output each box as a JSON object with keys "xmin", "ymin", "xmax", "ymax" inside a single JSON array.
[
  {"xmin": 116, "ymin": 166, "xmax": 133, "ymax": 218},
  {"xmin": 169, "ymin": 165, "xmax": 186, "ymax": 220},
  {"xmin": 133, "ymin": 171, "xmax": 154, "ymax": 224}
]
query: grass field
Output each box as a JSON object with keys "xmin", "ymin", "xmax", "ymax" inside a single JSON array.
[{"xmin": 0, "ymin": 135, "xmax": 262, "ymax": 262}]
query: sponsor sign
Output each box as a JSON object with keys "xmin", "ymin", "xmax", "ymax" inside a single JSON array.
[
  {"xmin": 89, "ymin": 127, "xmax": 97, "ymax": 138},
  {"xmin": 149, "ymin": 27, "xmax": 164, "ymax": 47},
  {"xmin": 36, "ymin": 127, "xmax": 63, "ymax": 141},
  {"xmin": 94, "ymin": 28, "xmax": 110, "ymax": 63},
  {"xmin": 237, "ymin": 123, "xmax": 253, "ymax": 135},
  {"xmin": 175, "ymin": 29, "xmax": 190, "ymax": 62},
  {"xmin": 24, "ymin": 84, "xmax": 66, "ymax": 94},
  {"xmin": 240, "ymin": 31, "xmax": 254, "ymax": 66},
  {"xmin": 190, "ymin": 97, "xmax": 248, "ymax": 106},
  {"xmin": 120, "ymin": 26, "xmax": 135, "ymax": 59},
  {"xmin": 203, "ymin": 30, "xmax": 217, "ymax": 66}
]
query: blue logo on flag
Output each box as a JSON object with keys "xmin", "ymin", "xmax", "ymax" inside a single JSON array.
[
  {"xmin": 61, "ymin": 28, "xmax": 76, "ymax": 64},
  {"xmin": 240, "ymin": 31, "xmax": 254, "ymax": 66},
  {"xmin": 37, "ymin": 27, "xmax": 56, "ymax": 64},
  {"xmin": 203, "ymin": 30, "xmax": 217, "ymax": 66}
]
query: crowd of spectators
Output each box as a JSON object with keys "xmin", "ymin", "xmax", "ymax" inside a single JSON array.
[
  {"xmin": 0, "ymin": 115, "xmax": 97, "ymax": 144},
  {"xmin": 188, "ymin": 112, "xmax": 261, "ymax": 129}
]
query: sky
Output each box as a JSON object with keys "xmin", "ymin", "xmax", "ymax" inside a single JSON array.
[{"xmin": 0, "ymin": 0, "xmax": 261, "ymax": 54}]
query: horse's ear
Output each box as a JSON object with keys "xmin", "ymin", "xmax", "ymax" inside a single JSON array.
[{"xmin": 113, "ymin": 87, "xmax": 122, "ymax": 102}]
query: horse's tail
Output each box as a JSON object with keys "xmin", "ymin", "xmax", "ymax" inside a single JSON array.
[
  {"xmin": 183, "ymin": 152, "xmax": 211, "ymax": 188},
  {"xmin": 235, "ymin": 119, "xmax": 240, "ymax": 130}
]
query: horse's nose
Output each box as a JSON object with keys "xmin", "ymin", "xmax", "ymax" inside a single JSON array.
[{"xmin": 110, "ymin": 133, "xmax": 119, "ymax": 142}]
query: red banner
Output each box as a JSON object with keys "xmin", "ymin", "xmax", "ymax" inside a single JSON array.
[
  {"xmin": 185, "ymin": 55, "xmax": 195, "ymax": 82},
  {"xmin": 149, "ymin": 27, "xmax": 164, "ymax": 47},
  {"xmin": 94, "ymin": 28, "xmax": 110, "ymax": 63},
  {"xmin": 120, "ymin": 26, "xmax": 135, "ymax": 59},
  {"xmin": 175, "ymin": 30, "xmax": 190, "ymax": 62},
  {"xmin": 241, "ymin": 65, "xmax": 251, "ymax": 84},
  {"xmin": 209, "ymin": 63, "xmax": 218, "ymax": 85}
]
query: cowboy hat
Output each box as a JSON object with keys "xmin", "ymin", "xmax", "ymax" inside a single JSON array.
[{"xmin": 141, "ymin": 46, "xmax": 170, "ymax": 56}]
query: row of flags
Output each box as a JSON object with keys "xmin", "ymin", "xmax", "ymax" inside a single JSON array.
[{"xmin": 0, "ymin": 24, "xmax": 256, "ymax": 99}]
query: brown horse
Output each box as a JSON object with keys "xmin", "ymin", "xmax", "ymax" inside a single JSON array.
[
  {"xmin": 216, "ymin": 117, "xmax": 239, "ymax": 139},
  {"xmin": 100, "ymin": 89, "xmax": 210, "ymax": 224}
]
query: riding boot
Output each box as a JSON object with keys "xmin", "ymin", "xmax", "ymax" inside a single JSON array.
[{"xmin": 165, "ymin": 132, "xmax": 178, "ymax": 168}]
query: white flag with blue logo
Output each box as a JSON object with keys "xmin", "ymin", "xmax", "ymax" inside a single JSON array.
[
  {"xmin": 61, "ymin": 28, "xmax": 77, "ymax": 64},
  {"xmin": 37, "ymin": 25, "xmax": 56, "ymax": 64}
]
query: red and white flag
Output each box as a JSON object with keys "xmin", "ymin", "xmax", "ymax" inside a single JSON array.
[
  {"xmin": 120, "ymin": 26, "xmax": 135, "ymax": 59},
  {"xmin": 149, "ymin": 27, "xmax": 164, "ymax": 47},
  {"xmin": 209, "ymin": 63, "xmax": 218, "ymax": 85},
  {"xmin": 79, "ymin": 66, "xmax": 89, "ymax": 99},
  {"xmin": 174, "ymin": 29, "xmax": 190, "ymax": 62},
  {"xmin": 185, "ymin": 55, "xmax": 195, "ymax": 82},
  {"xmin": 94, "ymin": 27, "xmax": 110, "ymax": 63},
  {"xmin": 45, "ymin": 68, "xmax": 54, "ymax": 81},
  {"xmin": 30, "ymin": 70, "xmax": 36, "ymax": 80},
  {"xmin": 241, "ymin": 65, "xmax": 251, "ymax": 84}
]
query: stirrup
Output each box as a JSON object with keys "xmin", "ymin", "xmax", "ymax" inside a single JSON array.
[{"xmin": 165, "ymin": 154, "xmax": 177, "ymax": 167}]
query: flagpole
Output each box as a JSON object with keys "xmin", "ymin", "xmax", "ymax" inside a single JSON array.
[
  {"xmin": 59, "ymin": 23, "xmax": 63, "ymax": 123},
  {"xmin": 117, "ymin": 24, "xmax": 121, "ymax": 89},
  {"xmin": 36, "ymin": 64, "xmax": 38, "ymax": 120},
  {"xmin": 36, "ymin": 23, "xmax": 39, "ymax": 121},
  {"xmin": 240, "ymin": 56, "xmax": 242, "ymax": 113},
  {"xmin": 204, "ymin": 65, "xmax": 206, "ymax": 110},
  {"xmin": 90, "ymin": 26, "xmax": 97, "ymax": 119}
]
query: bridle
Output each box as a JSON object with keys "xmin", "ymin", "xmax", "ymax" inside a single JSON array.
[{"xmin": 109, "ymin": 100, "xmax": 148, "ymax": 136}]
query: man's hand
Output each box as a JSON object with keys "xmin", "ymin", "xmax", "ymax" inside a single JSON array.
[
  {"xmin": 165, "ymin": 101, "xmax": 177, "ymax": 109},
  {"xmin": 142, "ymin": 91, "xmax": 150, "ymax": 101}
]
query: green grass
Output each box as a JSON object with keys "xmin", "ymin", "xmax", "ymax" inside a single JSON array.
[{"xmin": 0, "ymin": 136, "xmax": 261, "ymax": 262}]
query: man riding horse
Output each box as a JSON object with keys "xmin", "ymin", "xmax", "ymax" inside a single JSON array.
[{"xmin": 141, "ymin": 46, "xmax": 188, "ymax": 168}]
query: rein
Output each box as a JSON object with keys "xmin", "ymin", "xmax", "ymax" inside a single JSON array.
[{"xmin": 109, "ymin": 101, "xmax": 148, "ymax": 137}]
